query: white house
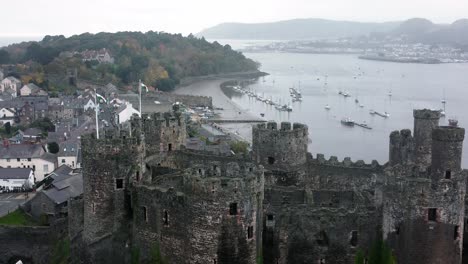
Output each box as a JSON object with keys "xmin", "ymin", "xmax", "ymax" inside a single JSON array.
[
  {"xmin": 0, "ymin": 76, "xmax": 21, "ymax": 93},
  {"xmin": 0, "ymin": 107, "xmax": 15, "ymax": 125},
  {"xmin": 20, "ymin": 83, "xmax": 47, "ymax": 96},
  {"xmin": 115, "ymin": 102, "xmax": 140, "ymax": 124},
  {"xmin": 0, "ymin": 168, "xmax": 34, "ymax": 192},
  {"xmin": 57, "ymin": 141, "xmax": 79, "ymax": 169},
  {"xmin": 0, "ymin": 144, "xmax": 57, "ymax": 182}
]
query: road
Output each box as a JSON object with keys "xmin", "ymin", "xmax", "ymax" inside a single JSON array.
[{"xmin": 0, "ymin": 193, "xmax": 32, "ymax": 217}]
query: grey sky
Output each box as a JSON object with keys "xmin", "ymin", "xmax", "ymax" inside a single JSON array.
[{"xmin": 3, "ymin": 0, "xmax": 467, "ymax": 37}]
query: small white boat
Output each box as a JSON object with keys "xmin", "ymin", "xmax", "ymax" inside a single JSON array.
[{"xmin": 325, "ymin": 104, "xmax": 331, "ymax": 110}]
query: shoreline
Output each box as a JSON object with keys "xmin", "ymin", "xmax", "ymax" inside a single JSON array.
[{"xmin": 173, "ymin": 77, "xmax": 264, "ymax": 143}]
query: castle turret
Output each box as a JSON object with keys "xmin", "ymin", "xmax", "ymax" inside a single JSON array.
[
  {"xmin": 389, "ymin": 129, "xmax": 414, "ymax": 165},
  {"xmin": 413, "ymin": 109, "xmax": 440, "ymax": 168},
  {"xmin": 431, "ymin": 126, "xmax": 465, "ymax": 178},
  {"xmin": 384, "ymin": 124, "xmax": 466, "ymax": 264},
  {"xmin": 252, "ymin": 122, "xmax": 308, "ymax": 169},
  {"xmin": 81, "ymin": 128, "xmax": 143, "ymax": 263},
  {"xmin": 143, "ymin": 111, "xmax": 186, "ymax": 156}
]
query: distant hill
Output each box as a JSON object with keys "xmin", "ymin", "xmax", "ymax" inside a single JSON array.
[
  {"xmin": 198, "ymin": 18, "xmax": 468, "ymax": 45},
  {"xmin": 391, "ymin": 18, "xmax": 468, "ymax": 45},
  {"xmin": 0, "ymin": 32, "xmax": 259, "ymax": 92},
  {"xmin": 197, "ymin": 18, "xmax": 401, "ymax": 40}
]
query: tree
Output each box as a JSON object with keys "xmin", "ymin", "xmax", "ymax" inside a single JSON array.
[
  {"xmin": 48, "ymin": 142, "xmax": 60, "ymax": 154},
  {"xmin": 355, "ymin": 240, "xmax": 396, "ymax": 264},
  {"xmin": 4, "ymin": 122, "xmax": 11, "ymax": 135},
  {"xmin": 0, "ymin": 50, "xmax": 10, "ymax": 64}
]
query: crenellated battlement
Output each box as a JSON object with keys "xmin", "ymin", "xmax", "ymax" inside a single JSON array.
[
  {"xmin": 413, "ymin": 109, "xmax": 441, "ymax": 120},
  {"xmin": 255, "ymin": 121, "xmax": 308, "ymax": 136},
  {"xmin": 253, "ymin": 122, "xmax": 309, "ymax": 167},
  {"xmin": 432, "ymin": 126, "xmax": 465, "ymax": 142},
  {"xmin": 142, "ymin": 112, "xmax": 184, "ymax": 128},
  {"xmin": 309, "ymin": 153, "xmax": 382, "ymax": 169}
]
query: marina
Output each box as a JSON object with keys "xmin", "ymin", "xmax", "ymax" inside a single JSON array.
[{"xmin": 180, "ymin": 50, "xmax": 468, "ymax": 166}]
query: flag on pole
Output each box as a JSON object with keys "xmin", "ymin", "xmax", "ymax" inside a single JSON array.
[
  {"xmin": 96, "ymin": 93, "xmax": 107, "ymax": 104},
  {"xmin": 141, "ymin": 83, "xmax": 149, "ymax": 92}
]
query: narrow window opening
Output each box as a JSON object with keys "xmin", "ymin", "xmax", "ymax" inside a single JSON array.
[
  {"xmin": 247, "ymin": 226, "xmax": 253, "ymax": 239},
  {"xmin": 395, "ymin": 225, "xmax": 400, "ymax": 235},
  {"xmin": 168, "ymin": 143, "xmax": 172, "ymax": 151},
  {"xmin": 249, "ymin": 167, "xmax": 253, "ymax": 172},
  {"xmin": 92, "ymin": 203, "xmax": 96, "ymax": 214},
  {"xmin": 267, "ymin": 214, "xmax": 274, "ymax": 221},
  {"xmin": 136, "ymin": 171, "xmax": 140, "ymax": 181},
  {"xmin": 268, "ymin": 157, "xmax": 275, "ymax": 165},
  {"xmin": 454, "ymin": 225, "xmax": 460, "ymax": 240},
  {"xmin": 142, "ymin": 206, "xmax": 148, "ymax": 223},
  {"xmin": 428, "ymin": 208, "xmax": 437, "ymax": 221},
  {"xmin": 445, "ymin": 170, "xmax": 452, "ymax": 179},
  {"xmin": 163, "ymin": 210, "xmax": 169, "ymax": 226},
  {"xmin": 350, "ymin": 230, "xmax": 358, "ymax": 247},
  {"xmin": 198, "ymin": 168, "xmax": 202, "ymax": 174},
  {"xmin": 115, "ymin": 179, "xmax": 124, "ymax": 189},
  {"xmin": 229, "ymin": 203, "xmax": 238, "ymax": 215},
  {"xmin": 213, "ymin": 165, "xmax": 217, "ymax": 175}
]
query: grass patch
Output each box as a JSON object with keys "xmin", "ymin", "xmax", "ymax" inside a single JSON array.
[{"xmin": 0, "ymin": 209, "xmax": 40, "ymax": 226}]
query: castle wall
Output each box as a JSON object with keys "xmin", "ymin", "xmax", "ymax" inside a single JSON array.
[
  {"xmin": 262, "ymin": 150, "xmax": 383, "ymax": 264},
  {"xmin": 133, "ymin": 156, "xmax": 264, "ymax": 264},
  {"xmin": 0, "ymin": 219, "xmax": 67, "ymax": 264}
]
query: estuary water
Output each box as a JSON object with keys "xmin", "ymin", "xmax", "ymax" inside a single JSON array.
[{"xmin": 222, "ymin": 48, "xmax": 468, "ymax": 166}]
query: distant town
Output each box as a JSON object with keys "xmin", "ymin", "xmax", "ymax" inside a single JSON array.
[{"xmin": 241, "ymin": 39, "xmax": 468, "ymax": 64}]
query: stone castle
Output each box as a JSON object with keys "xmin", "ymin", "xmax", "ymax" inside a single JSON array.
[{"xmin": 68, "ymin": 108, "xmax": 467, "ymax": 264}]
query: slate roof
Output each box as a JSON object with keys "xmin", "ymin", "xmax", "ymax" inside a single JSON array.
[
  {"xmin": 0, "ymin": 168, "xmax": 32, "ymax": 179},
  {"xmin": 0, "ymin": 144, "xmax": 44, "ymax": 159},
  {"xmin": 43, "ymin": 173, "xmax": 83, "ymax": 204}
]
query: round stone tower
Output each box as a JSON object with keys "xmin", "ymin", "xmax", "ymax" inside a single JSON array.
[
  {"xmin": 386, "ymin": 125, "xmax": 466, "ymax": 264},
  {"xmin": 431, "ymin": 126, "xmax": 465, "ymax": 177},
  {"xmin": 81, "ymin": 130, "xmax": 142, "ymax": 250},
  {"xmin": 252, "ymin": 122, "xmax": 308, "ymax": 169},
  {"xmin": 413, "ymin": 109, "xmax": 441, "ymax": 168}
]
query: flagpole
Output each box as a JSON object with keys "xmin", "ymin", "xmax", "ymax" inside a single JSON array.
[
  {"xmin": 138, "ymin": 79, "xmax": 142, "ymax": 117},
  {"xmin": 94, "ymin": 88, "xmax": 99, "ymax": 139}
]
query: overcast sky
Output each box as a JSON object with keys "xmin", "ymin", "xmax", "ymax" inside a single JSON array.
[{"xmin": 3, "ymin": 0, "xmax": 467, "ymax": 37}]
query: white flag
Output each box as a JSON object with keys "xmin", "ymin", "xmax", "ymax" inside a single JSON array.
[
  {"xmin": 141, "ymin": 83, "xmax": 149, "ymax": 92},
  {"xmin": 96, "ymin": 93, "xmax": 107, "ymax": 104}
]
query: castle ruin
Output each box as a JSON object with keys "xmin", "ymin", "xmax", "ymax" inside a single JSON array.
[{"xmin": 68, "ymin": 108, "xmax": 467, "ymax": 264}]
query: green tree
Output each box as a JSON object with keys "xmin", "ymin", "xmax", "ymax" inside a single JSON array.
[
  {"xmin": 4, "ymin": 122, "xmax": 11, "ymax": 135},
  {"xmin": 0, "ymin": 50, "xmax": 10, "ymax": 64},
  {"xmin": 230, "ymin": 141, "xmax": 250, "ymax": 155},
  {"xmin": 355, "ymin": 240, "xmax": 396, "ymax": 264},
  {"xmin": 48, "ymin": 142, "xmax": 60, "ymax": 154}
]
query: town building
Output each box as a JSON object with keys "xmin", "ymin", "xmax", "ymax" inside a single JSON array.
[{"xmin": 0, "ymin": 168, "xmax": 34, "ymax": 192}]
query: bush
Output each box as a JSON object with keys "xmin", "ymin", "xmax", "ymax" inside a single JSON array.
[
  {"xmin": 230, "ymin": 141, "xmax": 250, "ymax": 155},
  {"xmin": 48, "ymin": 142, "xmax": 60, "ymax": 154}
]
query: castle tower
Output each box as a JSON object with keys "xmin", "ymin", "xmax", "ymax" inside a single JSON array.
[
  {"xmin": 81, "ymin": 129, "xmax": 143, "ymax": 263},
  {"xmin": 252, "ymin": 122, "xmax": 308, "ymax": 169},
  {"xmin": 413, "ymin": 109, "xmax": 441, "ymax": 168},
  {"xmin": 385, "ymin": 125, "xmax": 466, "ymax": 264},
  {"xmin": 389, "ymin": 129, "xmax": 414, "ymax": 166},
  {"xmin": 431, "ymin": 126, "xmax": 465, "ymax": 179},
  {"xmin": 143, "ymin": 111, "xmax": 186, "ymax": 156}
]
